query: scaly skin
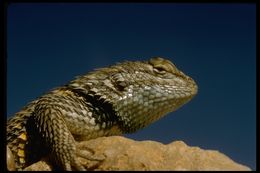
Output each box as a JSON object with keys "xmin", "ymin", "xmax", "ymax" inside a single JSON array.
[{"xmin": 7, "ymin": 57, "xmax": 198, "ymax": 170}]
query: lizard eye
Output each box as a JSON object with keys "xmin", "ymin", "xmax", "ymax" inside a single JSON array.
[{"xmin": 153, "ymin": 66, "xmax": 167, "ymax": 74}]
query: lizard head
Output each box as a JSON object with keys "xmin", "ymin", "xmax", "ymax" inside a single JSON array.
[{"xmin": 110, "ymin": 57, "xmax": 198, "ymax": 133}]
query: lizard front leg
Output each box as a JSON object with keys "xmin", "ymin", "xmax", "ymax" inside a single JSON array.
[{"xmin": 33, "ymin": 103, "xmax": 86, "ymax": 171}]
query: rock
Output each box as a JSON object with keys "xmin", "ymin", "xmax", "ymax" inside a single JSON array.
[
  {"xmin": 7, "ymin": 146, "xmax": 16, "ymax": 171},
  {"xmin": 23, "ymin": 136, "xmax": 251, "ymax": 171},
  {"xmin": 23, "ymin": 157, "xmax": 53, "ymax": 171}
]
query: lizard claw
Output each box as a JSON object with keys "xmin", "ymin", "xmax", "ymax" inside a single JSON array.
[
  {"xmin": 70, "ymin": 157, "xmax": 86, "ymax": 171},
  {"xmin": 75, "ymin": 146, "xmax": 105, "ymax": 170}
]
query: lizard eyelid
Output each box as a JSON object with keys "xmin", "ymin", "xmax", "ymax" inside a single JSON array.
[
  {"xmin": 153, "ymin": 66, "xmax": 167, "ymax": 74},
  {"xmin": 149, "ymin": 57, "xmax": 176, "ymax": 75}
]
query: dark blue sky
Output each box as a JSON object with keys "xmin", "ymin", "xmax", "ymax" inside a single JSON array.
[{"xmin": 7, "ymin": 3, "xmax": 256, "ymax": 170}]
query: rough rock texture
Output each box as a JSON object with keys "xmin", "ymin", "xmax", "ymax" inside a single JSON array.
[
  {"xmin": 23, "ymin": 136, "xmax": 251, "ymax": 171},
  {"xmin": 7, "ymin": 146, "xmax": 16, "ymax": 171}
]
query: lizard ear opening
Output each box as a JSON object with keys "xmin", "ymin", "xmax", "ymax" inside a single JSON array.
[{"xmin": 111, "ymin": 73, "xmax": 128, "ymax": 92}]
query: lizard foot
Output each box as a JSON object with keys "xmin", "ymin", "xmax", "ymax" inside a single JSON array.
[{"xmin": 76, "ymin": 144, "xmax": 105, "ymax": 170}]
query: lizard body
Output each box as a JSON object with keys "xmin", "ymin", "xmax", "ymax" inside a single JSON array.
[{"xmin": 7, "ymin": 57, "xmax": 198, "ymax": 170}]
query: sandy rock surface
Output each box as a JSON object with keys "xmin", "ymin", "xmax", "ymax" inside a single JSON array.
[{"xmin": 23, "ymin": 136, "xmax": 251, "ymax": 171}]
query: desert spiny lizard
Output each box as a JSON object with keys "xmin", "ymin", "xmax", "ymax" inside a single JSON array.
[{"xmin": 7, "ymin": 57, "xmax": 198, "ymax": 171}]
